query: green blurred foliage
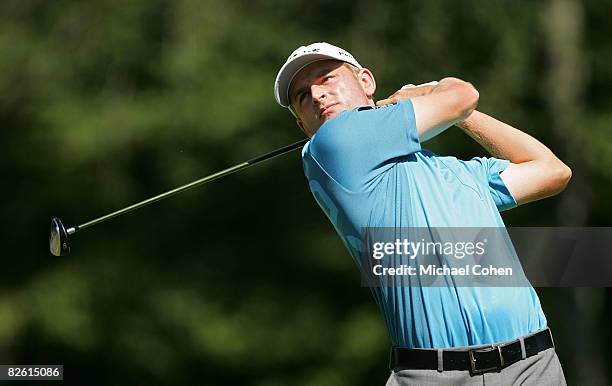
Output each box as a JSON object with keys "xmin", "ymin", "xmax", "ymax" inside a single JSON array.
[{"xmin": 1, "ymin": 0, "xmax": 611, "ymax": 385}]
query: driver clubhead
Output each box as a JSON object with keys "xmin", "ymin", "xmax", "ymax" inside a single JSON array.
[{"xmin": 49, "ymin": 217, "xmax": 70, "ymax": 256}]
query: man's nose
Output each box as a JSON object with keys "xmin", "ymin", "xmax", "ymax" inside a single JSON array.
[{"xmin": 310, "ymin": 84, "xmax": 327, "ymax": 103}]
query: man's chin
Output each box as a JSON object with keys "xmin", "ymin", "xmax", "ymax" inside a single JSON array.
[
  {"xmin": 321, "ymin": 113, "xmax": 335, "ymax": 122},
  {"xmin": 321, "ymin": 106, "xmax": 345, "ymax": 121},
  {"xmin": 311, "ymin": 106, "xmax": 347, "ymax": 133}
]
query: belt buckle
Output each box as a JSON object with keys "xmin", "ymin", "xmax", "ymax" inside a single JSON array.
[{"xmin": 468, "ymin": 345, "xmax": 504, "ymax": 375}]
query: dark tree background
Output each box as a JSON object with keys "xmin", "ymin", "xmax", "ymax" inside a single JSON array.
[{"xmin": 1, "ymin": 0, "xmax": 611, "ymax": 385}]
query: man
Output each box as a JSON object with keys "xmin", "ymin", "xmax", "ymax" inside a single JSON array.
[{"xmin": 274, "ymin": 42, "xmax": 570, "ymax": 385}]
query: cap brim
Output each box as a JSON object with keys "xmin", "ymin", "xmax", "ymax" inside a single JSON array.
[{"xmin": 274, "ymin": 53, "xmax": 344, "ymax": 107}]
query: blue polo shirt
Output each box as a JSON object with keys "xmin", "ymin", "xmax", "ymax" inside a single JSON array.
[{"xmin": 301, "ymin": 100, "xmax": 547, "ymax": 348}]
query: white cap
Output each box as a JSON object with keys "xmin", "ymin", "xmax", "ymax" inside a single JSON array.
[{"xmin": 274, "ymin": 42, "xmax": 362, "ymax": 107}]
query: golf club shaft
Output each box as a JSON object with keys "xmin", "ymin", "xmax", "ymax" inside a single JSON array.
[{"xmin": 67, "ymin": 138, "xmax": 309, "ymax": 234}]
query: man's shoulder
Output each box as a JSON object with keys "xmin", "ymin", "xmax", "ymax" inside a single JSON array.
[{"xmin": 312, "ymin": 101, "xmax": 410, "ymax": 146}]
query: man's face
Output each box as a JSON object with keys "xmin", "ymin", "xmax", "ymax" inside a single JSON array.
[{"xmin": 288, "ymin": 59, "xmax": 376, "ymax": 137}]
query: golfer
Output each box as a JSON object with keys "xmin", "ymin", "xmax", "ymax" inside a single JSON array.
[{"xmin": 274, "ymin": 42, "xmax": 570, "ymax": 385}]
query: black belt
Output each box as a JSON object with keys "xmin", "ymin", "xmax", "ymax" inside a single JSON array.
[{"xmin": 389, "ymin": 328, "xmax": 554, "ymax": 376}]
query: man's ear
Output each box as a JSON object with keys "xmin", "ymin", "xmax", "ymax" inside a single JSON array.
[{"xmin": 358, "ymin": 68, "xmax": 377, "ymax": 99}]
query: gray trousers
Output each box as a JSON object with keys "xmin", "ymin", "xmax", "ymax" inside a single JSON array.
[{"xmin": 385, "ymin": 347, "xmax": 566, "ymax": 386}]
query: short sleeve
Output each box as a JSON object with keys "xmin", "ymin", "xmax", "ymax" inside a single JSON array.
[
  {"xmin": 307, "ymin": 100, "xmax": 421, "ymax": 191},
  {"xmin": 475, "ymin": 157, "xmax": 517, "ymax": 211}
]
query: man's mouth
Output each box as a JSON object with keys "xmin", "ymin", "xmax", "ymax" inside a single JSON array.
[{"xmin": 319, "ymin": 103, "xmax": 339, "ymax": 118}]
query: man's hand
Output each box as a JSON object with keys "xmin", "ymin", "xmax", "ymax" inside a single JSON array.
[{"xmin": 376, "ymin": 81, "xmax": 439, "ymax": 106}]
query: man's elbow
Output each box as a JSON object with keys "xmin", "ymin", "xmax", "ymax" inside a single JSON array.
[
  {"xmin": 450, "ymin": 79, "xmax": 479, "ymax": 120},
  {"xmin": 547, "ymin": 160, "xmax": 572, "ymax": 195}
]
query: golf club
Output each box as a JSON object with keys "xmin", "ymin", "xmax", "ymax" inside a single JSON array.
[{"xmin": 49, "ymin": 138, "xmax": 309, "ymax": 257}]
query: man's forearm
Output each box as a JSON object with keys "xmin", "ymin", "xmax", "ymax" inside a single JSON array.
[
  {"xmin": 456, "ymin": 110, "xmax": 558, "ymax": 163},
  {"xmin": 457, "ymin": 110, "xmax": 572, "ymax": 204}
]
